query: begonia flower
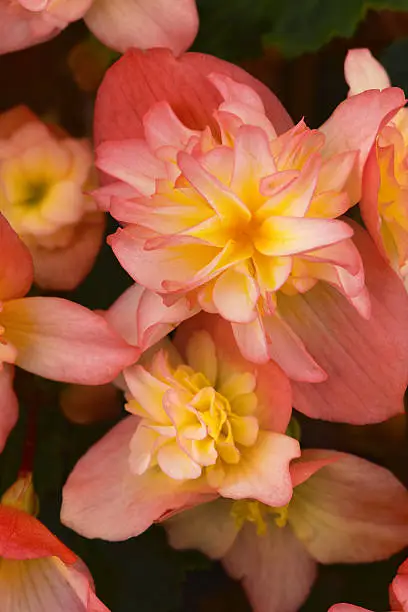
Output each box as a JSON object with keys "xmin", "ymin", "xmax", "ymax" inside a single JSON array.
[
  {"xmin": 0, "ymin": 212, "xmax": 139, "ymax": 448},
  {"xmin": 164, "ymin": 450, "xmax": 408, "ymax": 612},
  {"xmin": 329, "ymin": 557, "xmax": 408, "ymax": 612},
  {"xmin": 0, "ymin": 473, "xmax": 109, "ymax": 611},
  {"xmin": 61, "ymin": 313, "xmax": 300, "ymax": 540},
  {"xmin": 0, "ymin": 0, "xmax": 198, "ymax": 56},
  {"xmin": 93, "ymin": 48, "xmax": 408, "ymax": 424},
  {"xmin": 346, "ymin": 49, "xmax": 408, "ymax": 290},
  {"xmin": 0, "ymin": 105, "xmax": 104, "ymax": 291}
]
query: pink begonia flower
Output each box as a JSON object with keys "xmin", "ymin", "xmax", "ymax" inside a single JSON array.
[
  {"xmin": 164, "ymin": 450, "xmax": 408, "ymax": 612},
  {"xmin": 0, "ymin": 473, "xmax": 109, "ymax": 611},
  {"xmin": 0, "ymin": 105, "xmax": 105, "ymax": 290},
  {"xmin": 93, "ymin": 48, "xmax": 408, "ymax": 424},
  {"xmin": 346, "ymin": 49, "xmax": 408, "ymax": 290},
  {"xmin": 329, "ymin": 557, "xmax": 408, "ymax": 612},
  {"xmin": 0, "ymin": 0, "xmax": 198, "ymax": 56},
  {"xmin": 61, "ymin": 313, "xmax": 300, "ymax": 540},
  {"xmin": 0, "ymin": 212, "xmax": 139, "ymax": 449}
]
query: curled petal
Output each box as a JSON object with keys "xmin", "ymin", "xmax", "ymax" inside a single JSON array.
[
  {"xmin": 0, "ymin": 214, "xmax": 33, "ymax": 301},
  {"xmin": 345, "ymin": 48, "xmax": 391, "ymax": 96}
]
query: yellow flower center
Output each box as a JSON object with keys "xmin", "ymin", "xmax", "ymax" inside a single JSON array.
[{"xmin": 230, "ymin": 499, "xmax": 289, "ymax": 535}]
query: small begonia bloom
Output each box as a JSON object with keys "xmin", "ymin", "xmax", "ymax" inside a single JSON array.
[
  {"xmin": 0, "ymin": 212, "xmax": 139, "ymax": 394},
  {"xmin": 0, "ymin": 0, "xmax": 198, "ymax": 56},
  {"xmin": 329, "ymin": 557, "xmax": 408, "ymax": 612},
  {"xmin": 0, "ymin": 474, "xmax": 109, "ymax": 611},
  {"xmin": 346, "ymin": 49, "xmax": 408, "ymax": 290},
  {"xmin": 165, "ymin": 450, "xmax": 408, "ymax": 612},
  {"xmin": 61, "ymin": 314, "xmax": 299, "ymax": 540},
  {"xmin": 0, "ymin": 105, "xmax": 104, "ymax": 290},
  {"xmin": 94, "ymin": 48, "xmax": 408, "ymax": 424}
]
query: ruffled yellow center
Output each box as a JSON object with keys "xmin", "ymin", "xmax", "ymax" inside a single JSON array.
[{"xmin": 126, "ymin": 332, "xmax": 261, "ymax": 482}]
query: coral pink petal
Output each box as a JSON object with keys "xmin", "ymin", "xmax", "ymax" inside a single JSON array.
[
  {"xmin": 94, "ymin": 48, "xmax": 223, "ymax": 145},
  {"xmin": 165, "ymin": 499, "xmax": 240, "ymax": 559},
  {"xmin": 279, "ymin": 223, "xmax": 408, "ymax": 423},
  {"xmin": 223, "ymin": 522, "xmax": 317, "ymax": 612},
  {"xmin": 30, "ymin": 212, "xmax": 105, "ymax": 291},
  {"xmin": 0, "ymin": 215, "xmax": 33, "ymax": 301},
  {"xmin": 290, "ymin": 451, "xmax": 408, "ymax": 564},
  {"xmin": 320, "ymin": 88, "xmax": 405, "ymax": 202},
  {"xmin": 61, "ymin": 417, "xmax": 213, "ymax": 540},
  {"xmin": 0, "ymin": 365, "xmax": 19, "ymax": 453},
  {"xmin": 329, "ymin": 606, "xmax": 371, "ymax": 612},
  {"xmin": 290, "ymin": 449, "xmax": 342, "ymax": 487},
  {"xmin": 184, "ymin": 53, "xmax": 293, "ymax": 135},
  {"xmin": 217, "ymin": 431, "xmax": 300, "ymax": 507},
  {"xmin": 85, "ymin": 0, "xmax": 198, "ymax": 56},
  {"xmin": 0, "ymin": 5, "xmax": 57, "ymax": 55},
  {"xmin": 345, "ymin": 49, "xmax": 391, "ymax": 96},
  {"xmin": 390, "ymin": 558, "xmax": 408, "ymax": 611},
  {"xmin": 0, "ymin": 505, "xmax": 76, "ymax": 562},
  {"xmin": 174, "ymin": 313, "xmax": 293, "ymax": 433},
  {"xmin": 0, "ymin": 297, "xmax": 139, "ymax": 384}
]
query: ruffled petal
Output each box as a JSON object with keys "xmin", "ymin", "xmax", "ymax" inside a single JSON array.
[{"xmin": 345, "ymin": 49, "xmax": 391, "ymax": 96}]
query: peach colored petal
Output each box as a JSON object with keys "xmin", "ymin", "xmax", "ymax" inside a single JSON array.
[
  {"xmin": 0, "ymin": 214, "xmax": 33, "ymax": 301},
  {"xmin": 165, "ymin": 498, "xmax": 240, "ymax": 558},
  {"xmin": 217, "ymin": 431, "xmax": 300, "ymax": 507},
  {"xmin": 279, "ymin": 223, "xmax": 408, "ymax": 423},
  {"xmin": 0, "ymin": 297, "xmax": 139, "ymax": 384},
  {"xmin": 85, "ymin": 0, "xmax": 198, "ymax": 56},
  {"xmin": 345, "ymin": 49, "xmax": 391, "ymax": 96},
  {"xmin": 213, "ymin": 266, "xmax": 259, "ymax": 323},
  {"xmin": 320, "ymin": 88, "xmax": 405, "ymax": 203},
  {"xmin": 61, "ymin": 417, "xmax": 214, "ymax": 540},
  {"xmin": 223, "ymin": 522, "xmax": 317, "ymax": 612},
  {"xmin": 289, "ymin": 452, "xmax": 408, "ymax": 564},
  {"xmin": 390, "ymin": 558, "xmax": 408, "ymax": 611},
  {"xmin": 29, "ymin": 212, "xmax": 105, "ymax": 291}
]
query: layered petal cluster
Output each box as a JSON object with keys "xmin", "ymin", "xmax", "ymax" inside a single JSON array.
[
  {"xmin": 61, "ymin": 314, "xmax": 300, "ymax": 540},
  {"xmin": 346, "ymin": 49, "xmax": 408, "ymax": 287},
  {"xmin": 0, "ymin": 106, "xmax": 105, "ymax": 290},
  {"xmin": 330, "ymin": 557, "xmax": 408, "ymax": 612},
  {"xmin": 0, "ymin": 0, "xmax": 198, "ymax": 56},
  {"xmin": 0, "ymin": 473, "xmax": 108, "ymax": 611},
  {"xmin": 0, "ymin": 213, "xmax": 139, "ymax": 449},
  {"xmin": 95, "ymin": 48, "xmax": 408, "ymax": 424},
  {"xmin": 164, "ymin": 450, "xmax": 408, "ymax": 612}
]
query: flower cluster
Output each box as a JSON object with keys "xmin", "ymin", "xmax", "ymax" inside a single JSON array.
[{"xmin": 1, "ymin": 3, "xmax": 408, "ymax": 611}]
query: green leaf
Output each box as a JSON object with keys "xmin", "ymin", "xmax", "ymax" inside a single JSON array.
[{"xmin": 195, "ymin": 0, "xmax": 408, "ymax": 61}]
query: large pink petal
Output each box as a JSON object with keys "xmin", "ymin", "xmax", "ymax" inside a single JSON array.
[
  {"xmin": 0, "ymin": 365, "xmax": 18, "ymax": 453},
  {"xmin": 289, "ymin": 451, "xmax": 408, "ymax": 564},
  {"xmin": 0, "ymin": 4, "xmax": 58, "ymax": 55},
  {"xmin": 94, "ymin": 48, "xmax": 292, "ymax": 146},
  {"xmin": 0, "ymin": 297, "xmax": 139, "ymax": 384},
  {"xmin": 223, "ymin": 522, "xmax": 317, "ymax": 612},
  {"xmin": 320, "ymin": 88, "xmax": 405, "ymax": 202},
  {"xmin": 279, "ymin": 223, "xmax": 408, "ymax": 424},
  {"xmin": 345, "ymin": 49, "xmax": 391, "ymax": 96},
  {"xmin": 165, "ymin": 498, "xmax": 240, "ymax": 559},
  {"xmin": 174, "ymin": 313, "xmax": 293, "ymax": 433},
  {"xmin": 29, "ymin": 212, "xmax": 106, "ymax": 291},
  {"xmin": 61, "ymin": 416, "xmax": 214, "ymax": 540},
  {"xmin": 84, "ymin": 0, "xmax": 198, "ymax": 56},
  {"xmin": 0, "ymin": 214, "xmax": 33, "ymax": 301},
  {"xmin": 329, "ymin": 606, "xmax": 371, "ymax": 612}
]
